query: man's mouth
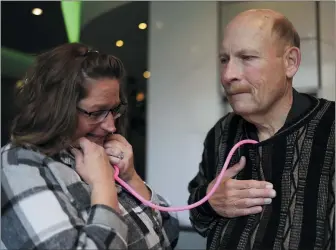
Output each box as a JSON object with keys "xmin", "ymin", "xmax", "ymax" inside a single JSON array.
[{"xmin": 226, "ymin": 89, "xmax": 248, "ymax": 95}]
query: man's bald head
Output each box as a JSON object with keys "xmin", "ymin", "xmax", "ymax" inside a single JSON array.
[{"xmin": 226, "ymin": 9, "xmax": 300, "ymax": 53}]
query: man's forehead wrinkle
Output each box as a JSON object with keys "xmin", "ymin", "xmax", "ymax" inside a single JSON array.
[
  {"xmin": 232, "ymin": 9, "xmax": 281, "ymax": 29},
  {"xmin": 221, "ymin": 9, "xmax": 285, "ymax": 57}
]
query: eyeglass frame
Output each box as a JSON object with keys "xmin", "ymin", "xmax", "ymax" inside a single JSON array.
[{"xmin": 76, "ymin": 101, "xmax": 127, "ymax": 124}]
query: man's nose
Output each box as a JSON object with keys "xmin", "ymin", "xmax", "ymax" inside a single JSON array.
[{"xmin": 221, "ymin": 59, "xmax": 241, "ymax": 85}]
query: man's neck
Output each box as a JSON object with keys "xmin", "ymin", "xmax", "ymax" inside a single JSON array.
[{"xmin": 244, "ymin": 89, "xmax": 293, "ymax": 141}]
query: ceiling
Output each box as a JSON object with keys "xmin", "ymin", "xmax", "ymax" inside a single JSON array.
[
  {"xmin": 81, "ymin": 1, "xmax": 149, "ymax": 87},
  {"xmin": 1, "ymin": 1, "xmax": 149, "ymax": 88},
  {"xmin": 1, "ymin": 1, "xmax": 68, "ymax": 55}
]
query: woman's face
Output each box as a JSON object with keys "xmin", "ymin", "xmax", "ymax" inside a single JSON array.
[{"xmin": 74, "ymin": 78, "xmax": 121, "ymax": 146}]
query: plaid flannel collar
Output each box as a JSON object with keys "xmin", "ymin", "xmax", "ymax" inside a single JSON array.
[{"xmin": 56, "ymin": 149, "xmax": 123, "ymax": 194}]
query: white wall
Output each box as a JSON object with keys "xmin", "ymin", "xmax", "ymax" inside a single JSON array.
[
  {"xmin": 318, "ymin": 1, "xmax": 335, "ymax": 101},
  {"xmin": 147, "ymin": 1, "xmax": 222, "ymax": 227}
]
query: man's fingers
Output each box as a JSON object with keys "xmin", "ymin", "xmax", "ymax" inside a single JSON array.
[
  {"xmin": 226, "ymin": 179, "xmax": 273, "ymax": 190},
  {"xmin": 233, "ymin": 187, "xmax": 276, "ymax": 199},
  {"xmin": 224, "ymin": 156, "xmax": 246, "ymax": 178},
  {"xmin": 234, "ymin": 198, "xmax": 272, "ymax": 208}
]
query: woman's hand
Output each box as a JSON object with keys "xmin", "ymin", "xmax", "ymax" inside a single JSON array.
[
  {"xmin": 104, "ymin": 134, "xmax": 136, "ymax": 182},
  {"xmin": 71, "ymin": 137, "xmax": 115, "ymax": 186},
  {"xmin": 71, "ymin": 137, "xmax": 119, "ymax": 211}
]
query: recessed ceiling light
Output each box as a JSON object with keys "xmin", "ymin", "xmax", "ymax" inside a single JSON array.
[
  {"xmin": 138, "ymin": 23, "xmax": 147, "ymax": 30},
  {"xmin": 136, "ymin": 92, "xmax": 145, "ymax": 102},
  {"xmin": 116, "ymin": 40, "xmax": 124, "ymax": 47},
  {"xmin": 143, "ymin": 71, "xmax": 150, "ymax": 79},
  {"xmin": 32, "ymin": 8, "xmax": 43, "ymax": 16}
]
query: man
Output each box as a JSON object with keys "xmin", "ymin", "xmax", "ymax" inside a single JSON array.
[{"xmin": 188, "ymin": 9, "xmax": 334, "ymax": 250}]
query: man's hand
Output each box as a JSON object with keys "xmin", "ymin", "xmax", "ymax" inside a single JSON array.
[{"xmin": 207, "ymin": 156, "xmax": 276, "ymax": 218}]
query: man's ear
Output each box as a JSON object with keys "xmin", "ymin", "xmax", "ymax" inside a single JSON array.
[{"xmin": 284, "ymin": 46, "xmax": 301, "ymax": 78}]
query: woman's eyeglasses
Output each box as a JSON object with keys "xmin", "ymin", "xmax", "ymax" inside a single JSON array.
[{"xmin": 76, "ymin": 102, "xmax": 127, "ymax": 124}]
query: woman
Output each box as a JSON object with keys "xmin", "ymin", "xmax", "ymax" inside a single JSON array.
[{"xmin": 1, "ymin": 43, "xmax": 179, "ymax": 250}]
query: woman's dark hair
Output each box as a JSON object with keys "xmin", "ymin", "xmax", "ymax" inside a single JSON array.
[{"xmin": 11, "ymin": 42, "xmax": 127, "ymax": 155}]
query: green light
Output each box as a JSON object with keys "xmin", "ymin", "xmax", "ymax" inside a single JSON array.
[
  {"xmin": 1, "ymin": 47, "xmax": 35, "ymax": 78},
  {"xmin": 2, "ymin": 1, "xmax": 82, "ymax": 78},
  {"xmin": 61, "ymin": 1, "xmax": 82, "ymax": 43}
]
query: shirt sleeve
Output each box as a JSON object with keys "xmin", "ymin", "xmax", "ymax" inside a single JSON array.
[
  {"xmin": 1, "ymin": 162, "xmax": 128, "ymax": 250},
  {"xmin": 144, "ymin": 183, "xmax": 180, "ymax": 248},
  {"xmin": 187, "ymin": 126, "xmax": 221, "ymax": 237}
]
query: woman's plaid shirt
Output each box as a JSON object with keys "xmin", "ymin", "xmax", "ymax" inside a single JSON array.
[{"xmin": 1, "ymin": 143, "xmax": 179, "ymax": 249}]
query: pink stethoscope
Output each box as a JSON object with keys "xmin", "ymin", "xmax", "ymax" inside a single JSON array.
[{"xmin": 113, "ymin": 139, "xmax": 258, "ymax": 212}]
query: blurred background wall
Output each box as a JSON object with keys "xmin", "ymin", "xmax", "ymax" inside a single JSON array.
[{"xmin": 1, "ymin": 1, "xmax": 335, "ymax": 249}]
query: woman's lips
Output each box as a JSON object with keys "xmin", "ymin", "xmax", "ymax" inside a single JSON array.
[{"xmin": 87, "ymin": 133, "xmax": 106, "ymax": 138}]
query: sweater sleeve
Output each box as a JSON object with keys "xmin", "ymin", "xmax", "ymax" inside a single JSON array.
[
  {"xmin": 187, "ymin": 126, "xmax": 220, "ymax": 237},
  {"xmin": 325, "ymin": 157, "xmax": 335, "ymax": 250}
]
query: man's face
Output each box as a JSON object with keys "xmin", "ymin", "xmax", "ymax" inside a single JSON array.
[{"xmin": 220, "ymin": 16, "xmax": 288, "ymax": 116}]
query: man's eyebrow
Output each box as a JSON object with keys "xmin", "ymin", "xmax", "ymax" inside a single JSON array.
[
  {"xmin": 219, "ymin": 49, "xmax": 260, "ymax": 57},
  {"xmin": 219, "ymin": 52, "xmax": 228, "ymax": 57},
  {"xmin": 235, "ymin": 49, "xmax": 260, "ymax": 56}
]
